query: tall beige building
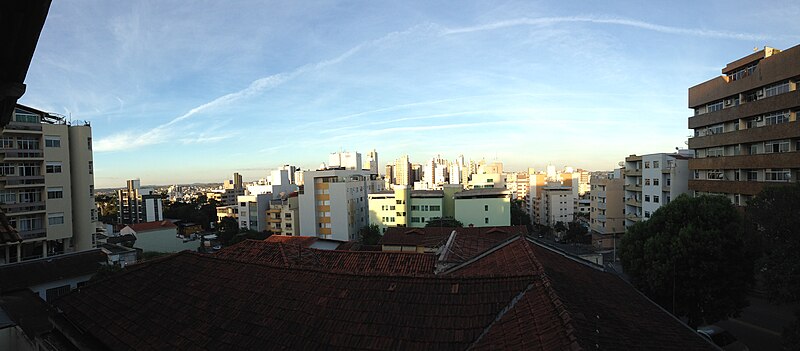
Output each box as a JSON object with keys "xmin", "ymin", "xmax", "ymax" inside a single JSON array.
[
  {"xmin": 393, "ymin": 155, "xmax": 411, "ymax": 186},
  {"xmin": 589, "ymin": 169, "xmax": 624, "ymax": 249},
  {"xmin": 0, "ymin": 105, "xmax": 97, "ymax": 264}
]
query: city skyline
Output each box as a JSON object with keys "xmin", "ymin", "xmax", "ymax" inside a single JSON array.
[{"xmin": 18, "ymin": 0, "xmax": 800, "ymax": 188}]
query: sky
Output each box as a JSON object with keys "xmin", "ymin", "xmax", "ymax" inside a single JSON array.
[{"xmin": 19, "ymin": 0, "xmax": 800, "ymax": 188}]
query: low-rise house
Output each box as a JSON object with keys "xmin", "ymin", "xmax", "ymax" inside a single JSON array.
[
  {"xmin": 120, "ymin": 221, "xmax": 196, "ymax": 253},
  {"xmin": 0, "ymin": 249, "xmax": 106, "ymax": 302}
]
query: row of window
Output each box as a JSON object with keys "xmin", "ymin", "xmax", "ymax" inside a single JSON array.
[
  {"xmin": 409, "ymin": 205, "xmax": 441, "ymax": 211},
  {"xmin": 695, "ymin": 169, "xmax": 795, "ymax": 182},
  {"xmin": 695, "ymin": 79, "xmax": 791, "ymax": 116}
]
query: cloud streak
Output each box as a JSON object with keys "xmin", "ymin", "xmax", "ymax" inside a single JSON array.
[{"xmin": 444, "ymin": 16, "xmax": 772, "ymax": 41}]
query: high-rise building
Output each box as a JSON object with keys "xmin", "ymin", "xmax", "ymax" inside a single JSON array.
[
  {"xmin": 364, "ymin": 149, "xmax": 379, "ymax": 175},
  {"xmin": 328, "ymin": 151, "xmax": 362, "ymax": 170},
  {"xmin": 589, "ymin": 169, "xmax": 624, "ymax": 249},
  {"xmin": 117, "ymin": 179, "xmax": 163, "ymax": 224},
  {"xmin": 393, "ymin": 155, "xmax": 411, "ymax": 186},
  {"xmin": 0, "ymin": 105, "xmax": 97, "ymax": 264},
  {"xmin": 688, "ymin": 45, "xmax": 800, "ymax": 205},
  {"xmin": 297, "ymin": 168, "xmax": 384, "ymax": 242},
  {"xmin": 532, "ymin": 185, "xmax": 575, "ymax": 227},
  {"xmin": 624, "ymin": 153, "xmax": 692, "ymax": 227}
]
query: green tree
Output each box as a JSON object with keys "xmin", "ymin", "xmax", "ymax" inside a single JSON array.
[
  {"xmin": 359, "ymin": 224, "xmax": 381, "ymax": 245},
  {"xmin": 746, "ymin": 183, "xmax": 800, "ymax": 348},
  {"xmin": 217, "ymin": 217, "xmax": 239, "ymax": 245},
  {"xmin": 510, "ymin": 199, "xmax": 532, "ymax": 230},
  {"xmin": 425, "ymin": 217, "xmax": 463, "ymax": 228},
  {"xmin": 563, "ymin": 221, "xmax": 590, "ymax": 244},
  {"xmin": 619, "ymin": 194, "xmax": 758, "ymax": 328}
]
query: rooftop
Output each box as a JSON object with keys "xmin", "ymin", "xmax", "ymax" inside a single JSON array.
[
  {"xmin": 0, "ymin": 249, "xmax": 106, "ymax": 292},
  {"xmin": 453, "ymin": 188, "xmax": 511, "ymax": 198},
  {"xmin": 126, "ymin": 221, "xmax": 178, "ymax": 233}
]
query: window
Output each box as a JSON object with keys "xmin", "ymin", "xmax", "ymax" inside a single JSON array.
[
  {"xmin": 707, "ymin": 101, "xmax": 723, "ymax": 113},
  {"xmin": 0, "ymin": 190, "xmax": 15, "ymax": 204},
  {"xmin": 644, "ymin": 179, "xmax": 651, "ymax": 186},
  {"xmin": 17, "ymin": 138, "xmax": 39, "ymax": 150},
  {"xmin": 653, "ymin": 178, "xmax": 660, "ymax": 186},
  {"xmin": 45, "ymin": 162, "xmax": 62, "ymax": 174},
  {"xmin": 19, "ymin": 189, "xmax": 41, "ymax": 203},
  {"xmin": 644, "ymin": 195, "xmax": 650, "ymax": 202},
  {"xmin": 48, "ymin": 212, "xmax": 65, "ymax": 225},
  {"xmin": 644, "ymin": 162, "xmax": 650, "ymax": 168},
  {"xmin": 644, "ymin": 211, "xmax": 651, "ymax": 218},
  {"xmin": 0, "ymin": 137, "xmax": 13, "ymax": 149},
  {"xmin": 747, "ymin": 170, "xmax": 758, "ymax": 181},
  {"xmin": 765, "ymin": 81, "xmax": 790, "ymax": 97},
  {"xmin": 484, "ymin": 205, "xmax": 489, "ymax": 211},
  {"xmin": 750, "ymin": 144, "xmax": 760, "ymax": 155},
  {"xmin": 47, "ymin": 187, "xmax": 63, "ymax": 199},
  {"xmin": 14, "ymin": 112, "xmax": 39, "ymax": 123},
  {"xmin": 0, "ymin": 163, "xmax": 14, "ymax": 176},
  {"xmin": 765, "ymin": 140, "xmax": 790, "ymax": 153},
  {"xmin": 389, "ymin": 205, "xmax": 395, "ymax": 210},
  {"xmin": 89, "ymin": 185, "xmax": 94, "ymax": 197},
  {"xmin": 88, "ymin": 161, "xmax": 93, "ymax": 174},
  {"xmin": 87, "ymin": 137, "xmax": 92, "ymax": 150},
  {"xmin": 765, "ymin": 111, "xmax": 790, "ymax": 126},
  {"xmin": 708, "ymin": 124, "xmax": 723, "ymax": 135},
  {"xmin": 707, "ymin": 147, "xmax": 724, "ymax": 157},
  {"xmin": 429, "ymin": 205, "xmax": 440, "ymax": 211},
  {"xmin": 411, "ymin": 205, "xmax": 419, "ymax": 210},
  {"xmin": 44, "ymin": 136, "xmax": 61, "ymax": 148},
  {"xmin": 484, "ymin": 218, "xmax": 489, "ymax": 224},
  {"xmin": 411, "ymin": 217, "xmax": 420, "ymax": 223},
  {"xmin": 766, "ymin": 169, "xmax": 791, "ymax": 182},
  {"xmin": 653, "ymin": 161, "xmax": 660, "ymax": 168},
  {"xmin": 653, "ymin": 195, "xmax": 660, "ymax": 203}
]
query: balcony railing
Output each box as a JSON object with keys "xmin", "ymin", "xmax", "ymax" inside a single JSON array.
[
  {"xmin": 627, "ymin": 169, "xmax": 642, "ymax": 176},
  {"xmin": 626, "ymin": 198, "xmax": 641, "ymax": 207},
  {"xmin": 0, "ymin": 150, "xmax": 44, "ymax": 160},
  {"xmin": 2, "ymin": 175, "xmax": 46, "ymax": 187},
  {"xmin": 19, "ymin": 228, "xmax": 47, "ymax": 241},
  {"xmin": 625, "ymin": 184, "xmax": 642, "ymax": 192},
  {"xmin": 1, "ymin": 201, "xmax": 46, "ymax": 214},
  {"xmin": 626, "ymin": 213, "xmax": 641, "ymax": 222}
]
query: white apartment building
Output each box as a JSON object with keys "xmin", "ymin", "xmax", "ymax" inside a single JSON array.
[
  {"xmin": 533, "ymin": 185, "xmax": 575, "ymax": 227},
  {"xmin": 328, "ymin": 151, "xmax": 362, "ymax": 170},
  {"xmin": 624, "ymin": 152, "xmax": 692, "ymax": 227},
  {"xmin": 0, "ymin": 105, "xmax": 97, "ymax": 264},
  {"xmin": 454, "ymin": 188, "xmax": 512, "ymax": 227},
  {"xmin": 298, "ymin": 168, "xmax": 384, "ymax": 242},
  {"xmin": 237, "ymin": 193, "xmax": 272, "ymax": 232},
  {"xmin": 363, "ymin": 149, "xmax": 379, "ymax": 175},
  {"xmin": 393, "ymin": 155, "xmax": 411, "ymax": 186},
  {"xmin": 247, "ymin": 168, "xmax": 298, "ymax": 196}
]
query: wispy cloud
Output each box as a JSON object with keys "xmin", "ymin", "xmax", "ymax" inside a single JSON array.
[{"xmin": 444, "ymin": 16, "xmax": 772, "ymax": 41}]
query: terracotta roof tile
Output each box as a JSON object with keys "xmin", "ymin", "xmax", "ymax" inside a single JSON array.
[{"xmin": 264, "ymin": 235, "xmax": 317, "ymax": 247}]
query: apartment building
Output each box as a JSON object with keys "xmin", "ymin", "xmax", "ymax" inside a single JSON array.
[
  {"xmin": 393, "ymin": 155, "xmax": 411, "ymax": 186},
  {"xmin": 506, "ymin": 172, "xmax": 530, "ymax": 200},
  {"xmin": 589, "ymin": 169, "xmax": 624, "ymax": 249},
  {"xmin": 267, "ymin": 193, "xmax": 299, "ymax": 236},
  {"xmin": 117, "ymin": 179, "xmax": 163, "ymax": 224},
  {"xmin": 207, "ymin": 173, "xmax": 246, "ymax": 206},
  {"xmin": 688, "ymin": 45, "xmax": 800, "ymax": 204},
  {"xmin": 368, "ymin": 186, "xmax": 444, "ymax": 233},
  {"xmin": 297, "ymin": 168, "xmax": 384, "ymax": 242},
  {"xmin": 532, "ymin": 185, "xmax": 574, "ymax": 227},
  {"xmin": 0, "ymin": 105, "xmax": 97, "ymax": 264},
  {"xmin": 237, "ymin": 193, "xmax": 271, "ymax": 232},
  {"xmin": 328, "ymin": 151, "xmax": 362, "ymax": 170},
  {"xmin": 624, "ymin": 153, "xmax": 693, "ymax": 227},
  {"xmin": 454, "ymin": 188, "xmax": 511, "ymax": 227}
]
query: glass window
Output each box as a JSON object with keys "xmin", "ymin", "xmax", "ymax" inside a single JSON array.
[
  {"xmin": 45, "ymin": 162, "xmax": 62, "ymax": 174},
  {"xmin": 47, "ymin": 187, "xmax": 63, "ymax": 199},
  {"xmin": 765, "ymin": 111, "xmax": 790, "ymax": 126},
  {"xmin": 48, "ymin": 213, "xmax": 65, "ymax": 225},
  {"xmin": 765, "ymin": 140, "xmax": 790, "ymax": 153},
  {"xmin": 765, "ymin": 81, "xmax": 790, "ymax": 97},
  {"xmin": 766, "ymin": 169, "xmax": 791, "ymax": 182},
  {"xmin": 44, "ymin": 136, "xmax": 61, "ymax": 148}
]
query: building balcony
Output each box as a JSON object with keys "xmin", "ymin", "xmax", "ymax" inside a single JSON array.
[
  {"xmin": 268, "ymin": 218, "xmax": 281, "ymax": 223},
  {"xmin": 661, "ymin": 185, "xmax": 671, "ymax": 193},
  {"xmin": 597, "ymin": 202, "xmax": 606, "ymax": 210},
  {"xmin": 19, "ymin": 228, "xmax": 46, "ymax": 241},
  {"xmin": 689, "ymin": 120, "xmax": 800, "ymax": 149},
  {"xmin": 0, "ymin": 149, "xmax": 44, "ymax": 160},
  {"xmin": 689, "ymin": 89, "xmax": 800, "ymax": 129},
  {"xmin": 595, "ymin": 214, "xmax": 606, "ymax": 222},
  {"xmin": 689, "ymin": 152, "xmax": 800, "ymax": 170},
  {"xmin": 625, "ymin": 198, "xmax": 641, "ymax": 207},
  {"xmin": 626, "ymin": 213, "xmax": 641, "ymax": 222},
  {"xmin": 626, "ymin": 169, "xmax": 642, "ymax": 177},
  {"xmin": 4, "ymin": 121, "xmax": 43, "ymax": 132},
  {"xmin": 1, "ymin": 201, "xmax": 46, "ymax": 215},
  {"xmin": 625, "ymin": 184, "xmax": 642, "ymax": 192},
  {"xmin": 689, "ymin": 179, "xmax": 797, "ymax": 196},
  {"xmin": 1, "ymin": 175, "xmax": 45, "ymax": 188}
]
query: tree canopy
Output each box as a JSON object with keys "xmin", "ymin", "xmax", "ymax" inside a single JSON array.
[
  {"xmin": 425, "ymin": 217, "xmax": 463, "ymax": 228},
  {"xmin": 217, "ymin": 217, "xmax": 239, "ymax": 245},
  {"xmin": 746, "ymin": 183, "xmax": 800, "ymax": 347},
  {"xmin": 563, "ymin": 221, "xmax": 590, "ymax": 245},
  {"xmin": 619, "ymin": 194, "xmax": 758, "ymax": 328},
  {"xmin": 359, "ymin": 224, "xmax": 381, "ymax": 245}
]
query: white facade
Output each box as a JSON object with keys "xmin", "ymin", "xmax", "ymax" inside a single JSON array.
[
  {"xmin": 625, "ymin": 153, "xmax": 692, "ymax": 227},
  {"xmin": 328, "ymin": 151, "xmax": 362, "ymax": 170},
  {"xmin": 298, "ymin": 169, "xmax": 384, "ymax": 242},
  {"xmin": 534, "ymin": 185, "xmax": 575, "ymax": 226},
  {"xmin": 237, "ymin": 193, "xmax": 272, "ymax": 232}
]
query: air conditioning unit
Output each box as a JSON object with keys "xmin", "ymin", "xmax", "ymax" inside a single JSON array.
[
  {"xmin": 756, "ymin": 116, "xmax": 764, "ymax": 122},
  {"xmin": 724, "ymin": 100, "xmax": 732, "ymax": 106},
  {"xmin": 757, "ymin": 90, "xmax": 764, "ymax": 97}
]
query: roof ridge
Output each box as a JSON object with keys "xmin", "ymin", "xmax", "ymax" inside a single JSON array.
[
  {"xmin": 278, "ymin": 243, "xmax": 288, "ymax": 268},
  {"xmin": 467, "ymin": 276, "xmax": 538, "ymax": 350},
  {"xmin": 438, "ymin": 234, "xmax": 527, "ymax": 275}
]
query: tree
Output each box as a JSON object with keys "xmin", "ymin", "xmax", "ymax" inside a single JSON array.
[
  {"xmin": 511, "ymin": 199, "xmax": 532, "ymax": 231},
  {"xmin": 359, "ymin": 224, "xmax": 381, "ymax": 245},
  {"xmin": 563, "ymin": 221, "xmax": 590, "ymax": 245},
  {"xmin": 746, "ymin": 183, "xmax": 800, "ymax": 348},
  {"xmin": 217, "ymin": 217, "xmax": 239, "ymax": 245},
  {"xmin": 619, "ymin": 194, "xmax": 758, "ymax": 328},
  {"xmin": 425, "ymin": 217, "xmax": 463, "ymax": 228}
]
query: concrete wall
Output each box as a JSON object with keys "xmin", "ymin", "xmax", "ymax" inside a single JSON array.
[
  {"xmin": 455, "ymin": 197, "xmax": 510, "ymax": 227},
  {"xmin": 131, "ymin": 228, "xmax": 196, "ymax": 253}
]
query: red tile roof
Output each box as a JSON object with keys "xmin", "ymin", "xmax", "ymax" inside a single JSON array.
[
  {"xmin": 52, "ymin": 235, "xmax": 716, "ymax": 350},
  {"xmin": 126, "ymin": 221, "xmax": 177, "ymax": 233},
  {"xmin": 263, "ymin": 235, "xmax": 317, "ymax": 247},
  {"xmin": 379, "ymin": 225, "xmax": 526, "ymax": 253},
  {"xmin": 216, "ymin": 240, "xmax": 437, "ymax": 275},
  {"xmin": 55, "ymin": 252, "xmax": 537, "ymax": 350}
]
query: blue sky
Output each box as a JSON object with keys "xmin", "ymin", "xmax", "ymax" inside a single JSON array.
[{"xmin": 20, "ymin": 0, "xmax": 800, "ymax": 188}]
